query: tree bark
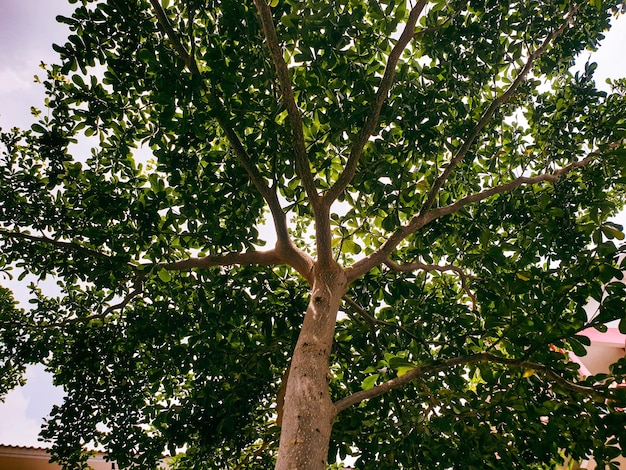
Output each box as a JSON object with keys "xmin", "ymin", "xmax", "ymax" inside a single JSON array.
[{"xmin": 275, "ymin": 261, "xmax": 347, "ymax": 470}]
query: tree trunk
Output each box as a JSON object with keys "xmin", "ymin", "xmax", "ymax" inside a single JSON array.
[{"xmin": 275, "ymin": 262, "xmax": 348, "ymax": 470}]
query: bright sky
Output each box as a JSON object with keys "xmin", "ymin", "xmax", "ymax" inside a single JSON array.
[
  {"xmin": 0, "ymin": 0, "xmax": 74, "ymax": 447},
  {"xmin": 0, "ymin": 0, "xmax": 625, "ymax": 449}
]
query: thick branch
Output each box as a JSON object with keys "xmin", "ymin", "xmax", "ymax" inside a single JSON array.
[
  {"xmin": 385, "ymin": 259, "xmax": 477, "ymax": 309},
  {"xmin": 251, "ymin": 0, "xmax": 337, "ymax": 273},
  {"xmin": 314, "ymin": 199, "xmax": 338, "ymax": 270},
  {"xmin": 162, "ymin": 247, "xmax": 314, "ymax": 282},
  {"xmin": 418, "ymin": 4, "xmax": 580, "ymax": 217},
  {"xmin": 253, "ymin": 0, "xmax": 318, "ymax": 203},
  {"xmin": 345, "ymin": 3, "xmax": 580, "ymax": 282},
  {"xmin": 163, "ymin": 248, "xmax": 274, "ymax": 270},
  {"xmin": 334, "ymin": 352, "xmax": 611, "ymax": 413},
  {"xmin": 421, "ymin": 155, "xmax": 594, "ymax": 225},
  {"xmin": 325, "ymin": 0, "xmax": 429, "ymax": 204},
  {"xmin": 148, "ymin": 0, "xmax": 291, "ymax": 246},
  {"xmin": 346, "ymin": 150, "xmax": 596, "ymax": 284},
  {"xmin": 344, "ymin": 6, "xmax": 579, "ymax": 283}
]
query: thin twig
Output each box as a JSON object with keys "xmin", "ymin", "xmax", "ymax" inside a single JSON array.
[
  {"xmin": 342, "ymin": 295, "xmax": 425, "ymax": 345},
  {"xmin": 0, "ymin": 229, "xmax": 114, "ymax": 261},
  {"xmin": 163, "ymin": 249, "xmax": 281, "ymax": 270},
  {"xmin": 385, "ymin": 259, "xmax": 477, "ymax": 310},
  {"xmin": 4, "ymin": 274, "xmax": 145, "ymax": 329}
]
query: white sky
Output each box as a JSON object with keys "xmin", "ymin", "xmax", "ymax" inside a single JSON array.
[
  {"xmin": 0, "ymin": 0, "xmax": 625, "ymax": 449},
  {"xmin": 0, "ymin": 0, "xmax": 74, "ymax": 447}
]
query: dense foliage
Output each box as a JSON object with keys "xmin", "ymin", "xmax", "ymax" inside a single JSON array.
[{"xmin": 1, "ymin": 0, "xmax": 626, "ymax": 468}]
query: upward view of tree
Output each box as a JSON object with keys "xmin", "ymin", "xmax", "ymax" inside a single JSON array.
[{"xmin": 1, "ymin": 0, "xmax": 626, "ymax": 468}]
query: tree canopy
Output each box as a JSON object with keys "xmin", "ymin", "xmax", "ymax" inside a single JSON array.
[{"xmin": 1, "ymin": 0, "xmax": 626, "ymax": 468}]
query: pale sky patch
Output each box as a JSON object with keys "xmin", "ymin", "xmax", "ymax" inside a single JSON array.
[
  {"xmin": 0, "ymin": 388, "xmax": 40, "ymax": 446},
  {"xmin": 0, "ymin": 365, "xmax": 63, "ymax": 447},
  {"xmin": 0, "ymin": 68, "xmax": 33, "ymax": 94}
]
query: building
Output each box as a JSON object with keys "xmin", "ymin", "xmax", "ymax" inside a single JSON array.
[
  {"xmin": 558, "ymin": 326, "xmax": 626, "ymax": 469},
  {"xmin": 0, "ymin": 445, "xmax": 116, "ymax": 470}
]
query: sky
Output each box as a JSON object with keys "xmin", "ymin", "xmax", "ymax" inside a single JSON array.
[
  {"xmin": 0, "ymin": 0, "xmax": 74, "ymax": 447},
  {"xmin": 0, "ymin": 0, "xmax": 75, "ymax": 131},
  {"xmin": 0, "ymin": 0, "xmax": 626, "ymax": 449}
]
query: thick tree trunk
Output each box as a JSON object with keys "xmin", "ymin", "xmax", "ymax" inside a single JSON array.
[{"xmin": 275, "ymin": 262, "xmax": 347, "ymax": 470}]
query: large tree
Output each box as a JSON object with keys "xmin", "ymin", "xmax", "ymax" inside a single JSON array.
[{"xmin": 1, "ymin": 0, "xmax": 626, "ymax": 468}]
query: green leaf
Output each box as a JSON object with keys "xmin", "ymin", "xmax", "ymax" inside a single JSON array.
[
  {"xmin": 568, "ymin": 336, "xmax": 589, "ymax": 357},
  {"xmin": 361, "ymin": 374, "xmax": 380, "ymax": 390},
  {"xmin": 342, "ymin": 239, "xmax": 361, "ymax": 255},
  {"xmin": 31, "ymin": 123, "xmax": 46, "ymax": 134},
  {"xmin": 396, "ymin": 365, "xmax": 415, "ymax": 377},
  {"xmin": 601, "ymin": 225, "xmax": 625, "ymax": 240},
  {"xmin": 157, "ymin": 269, "xmax": 172, "ymax": 283}
]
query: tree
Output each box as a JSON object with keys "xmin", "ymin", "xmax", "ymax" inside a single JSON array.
[{"xmin": 1, "ymin": 0, "xmax": 626, "ymax": 467}]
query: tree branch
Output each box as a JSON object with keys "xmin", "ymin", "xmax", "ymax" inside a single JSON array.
[
  {"xmin": 346, "ymin": 147, "xmax": 596, "ymax": 283},
  {"xmin": 344, "ymin": 5, "xmax": 580, "ymax": 283},
  {"xmin": 161, "ymin": 247, "xmax": 314, "ymax": 283},
  {"xmin": 2, "ymin": 274, "xmax": 145, "ymax": 330},
  {"xmin": 344, "ymin": 3, "xmax": 581, "ymax": 283},
  {"xmin": 418, "ymin": 4, "xmax": 580, "ymax": 217},
  {"xmin": 342, "ymin": 295, "xmax": 425, "ymax": 344},
  {"xmin": 420, "ymin": 154, "xmax": 595, "ymax": 225},
  {"xmin": 149, "ymin": 0, "xmax": 197, "ymax": 72},
  {"xmin": 148, "ymin": 0, "xmax": 292, "ymax": 248},
  {"xmin": 253, "ymin": 0, "xmax": 318, "ymax": 203},
  {"xmin": 385, "ymin": 259, "xmax": 477, "ymax": 309},
  {"xmin": 251, "ymin": 1, "xmax": 342, "ymax": 270},
  {"xmin": 325, "ymin": 0, "xmax": 430, "ymax": 204},
  {"xmin": 0, "ymin": 228, "xmax": 121, "ymax": 262},
  {"xmin": 162, "ymin": 249, "xmax": 283, "ymax": 270},
  {"xmin": 334, "ymin": 351, "xmax": 612, "ymax": 413}
]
